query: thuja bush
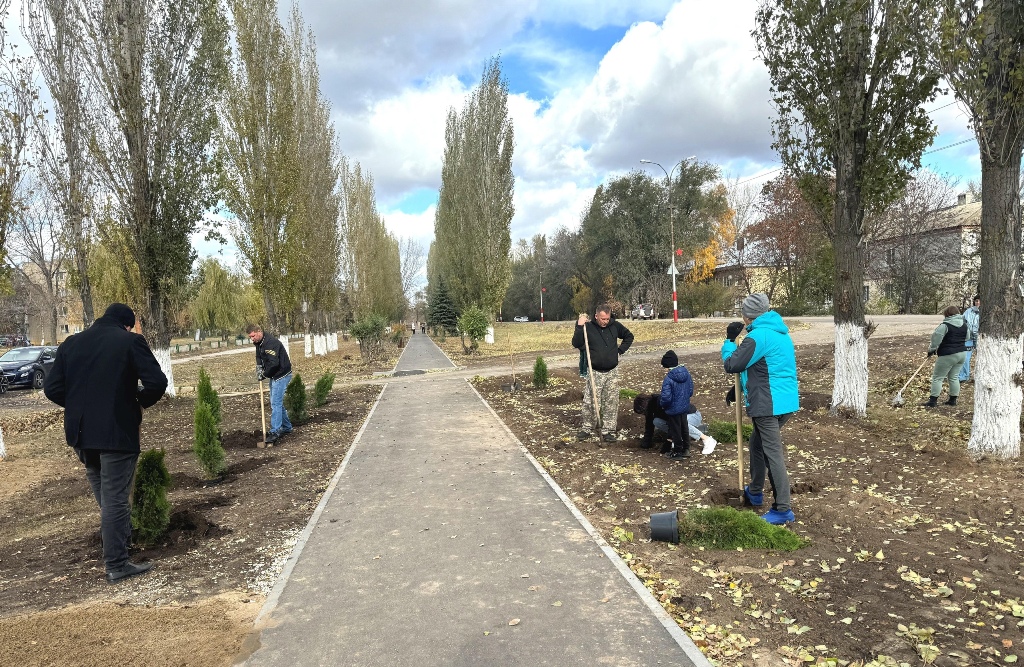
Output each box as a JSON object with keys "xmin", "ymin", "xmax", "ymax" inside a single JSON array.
[
  {"xmin": 708, "ymin": 419, "xmax": 753, "ymax": 444},
  {"xmin": 193, "ymin": 401, "xmax": 226, "ymax": 479},
  {"xmin": 532, "ymin": 357, "xmax": 549, "ymax": 388},
  {"xmin": 131, "ymin": 449, "xmax": 172, "ymax": 545},
  {"xmin": 314, "ymin": 372, "xmax": 335, "ymax": 407},
  {"xmin": 285, "ymin": 373, "xmax": 308, "ymax": 422},
  {"xmin": 196, "ymin": 367, "xmax": 221, "ymax": 425},
  {"xmin": 677, "ymin": 506, "xmax": 806, "ymax": 551}
]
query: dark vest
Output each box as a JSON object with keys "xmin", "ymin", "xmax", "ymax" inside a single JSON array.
[{"xmin": 937, "ymin": 321, "xmax": 967, "ymax": 356}]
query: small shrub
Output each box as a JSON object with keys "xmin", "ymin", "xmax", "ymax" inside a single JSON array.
[
  {"xmin": 196, "ymin": 367, "xmax": 221, "ymax": 425},
  {"xmin": 457, "ymin": 306, "xmax": 490, "ymax": 353},
  {"xmin": 314, "ymin": 372, "xmax": 335, "ymax": 407},
  {"xmin": 350, "ymin": 314, "xmax": 389, "ymax": 361},
  {"xmin": 677, "ymin": 506, "xmax": 807, "ymax": 551},
  {"xmin": 532, "ymin": 357, "xmax": 549, "ymax": 388},
  {"xmin": 708, "ymin": 419, "xmax": 753, "ymax": 444},
  {"xmin": 619, "ymin": 387, "xmax": 639, "ymax": 400},
  {"xmin": 193, "ymin": 401, "xmax": 226, "ymax": 479},
  {"xmin": 131, "ymin": 449, "xmax": 171, "ymax": 545},
  {"xmin": 284, "ymin": 373, "xmax": 308, "ymax": 422}
]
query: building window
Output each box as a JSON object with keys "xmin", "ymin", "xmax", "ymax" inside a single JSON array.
[{"xmin": 61, "ymin": 324, "xmax": 69, "ymax": 334}]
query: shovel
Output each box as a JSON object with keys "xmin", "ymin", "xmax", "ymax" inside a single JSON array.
[
  {"xmin": 502, "ymin": 333, "xmax": 522, "ymax": 392},
  {"xmin": 734, "ymin": 374, "xmax": 745, "ymax": 504},
  {"xmin": 891, "ymin": 356, "xmax": 930, "ymax": 407},
  {"xmin": 581, "ymin": 315, "xmax": 601, "ymax": 432},
  {"xmin": 257, "ymin": 379, "xmax": 269, "ymax": 447}
]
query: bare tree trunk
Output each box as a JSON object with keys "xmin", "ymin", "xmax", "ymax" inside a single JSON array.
[{"xmin": 968, "ymin": 154, "xmax": 1024, "ymax": 459}]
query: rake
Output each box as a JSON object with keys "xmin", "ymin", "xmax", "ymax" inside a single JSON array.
[{"xmin": 891, "ymin": 356, "xmax": 930, "ymax": 407}]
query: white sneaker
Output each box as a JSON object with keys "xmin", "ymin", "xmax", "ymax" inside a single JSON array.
[{"xmin": 701, "ymin": 436, "xmax": 718, "ymax": 455}]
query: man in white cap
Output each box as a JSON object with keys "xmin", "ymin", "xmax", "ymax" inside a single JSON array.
[{"xmin": 723, "ymin": 293, "xmax": 799, "ymax": 524}]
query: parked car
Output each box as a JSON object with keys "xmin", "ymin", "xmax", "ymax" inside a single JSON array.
[
  {"xmin": 630, "ymin": 304, "xmax": 655, "ymax": 320},
  {"xmin": 0, "ymin": 346, "xmax": 57, "ymax": 391},
  {"xmin": 0, "ymin": 333, "xmax": 30, "ymax": 348},
  {"xmin": 513, "ymin": 316, "xmax": 530, "ymax": 322}
]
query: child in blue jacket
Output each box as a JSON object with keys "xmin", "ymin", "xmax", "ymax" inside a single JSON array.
[{"xmin": 659, "ymin": 351, "xmax": 718, "ymax": 458}]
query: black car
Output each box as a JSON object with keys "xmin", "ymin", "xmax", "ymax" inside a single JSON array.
[{"xmin": 0, "ymin": 346, "xmax": 57, "ymax": 391}]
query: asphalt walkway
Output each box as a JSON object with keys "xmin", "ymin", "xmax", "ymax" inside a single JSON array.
[{"xmin": 242, "ymin": 333, "xmax": 709, "ymax": 666}]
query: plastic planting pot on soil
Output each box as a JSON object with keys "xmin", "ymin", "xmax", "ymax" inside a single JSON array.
[{"xmin": 650, "ymin": 510, "xmax": 679, "ymax": 543}]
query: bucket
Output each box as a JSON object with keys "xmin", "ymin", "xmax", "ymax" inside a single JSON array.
[{"xmin": 650, "ymin": 510, "xmax": 679, "ymax": 543}]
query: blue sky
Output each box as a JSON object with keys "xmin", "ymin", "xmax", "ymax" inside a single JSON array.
[
  {"xmin": 291, "ymin": 0, "xmax": 979, "ymax": 256},
  {"xmin": 6, "ymin": 0, "xmax": 982, "ymax": 265}
]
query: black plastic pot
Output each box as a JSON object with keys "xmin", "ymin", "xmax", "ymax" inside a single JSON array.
[{"xmin": 650, "ymin": 510, "xmax": 679, "ymax": 543}]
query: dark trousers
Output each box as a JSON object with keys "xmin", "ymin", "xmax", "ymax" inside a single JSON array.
[
  {"xmin": 78, "ymin": 449, "xmax": 138, "ymax": 572},
  {"xmin": 643, "ymin": 399, "xmax": 689, "ymax": 452},
  {"xmin": 748, "ymin": 413, "xmax": 792, "ymax": 512}
]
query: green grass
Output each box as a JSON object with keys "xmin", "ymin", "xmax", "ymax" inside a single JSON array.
[
  {"xmin": 678, "ymin": 506, "xmax": 807, "ymax": 551},
  {"xmin": 708, "ymin": 418, "xmax": 753, "ymax": 443}
]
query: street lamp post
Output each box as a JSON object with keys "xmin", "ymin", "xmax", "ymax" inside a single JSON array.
[
  {"xmin": 540, "ymin": 269, "xmax": 545, "ymax": 323},
  {"xmin": 640, "ymin": 156, "xmax": 695, "ymax": 323}
]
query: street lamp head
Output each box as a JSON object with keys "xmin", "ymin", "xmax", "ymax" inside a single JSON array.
[{"xmin": 640, "ymin": 159, "xmax": 653, "ymax": 164}]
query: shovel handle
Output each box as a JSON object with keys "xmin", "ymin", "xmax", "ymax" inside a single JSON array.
[
  {"xmin": 581, "ymin": 317, "xmax": 600, "ymax": 427},
  {"xmin": 896, "ymin": 356, "xmax": 931, "ymax": 396},
  {"xmin": 734, "ymin": 374, "xmax": 744, "ymax": 496},
  {"xmin": 259, "ymin": 379, "xmax": 267, "ymax": 443}
]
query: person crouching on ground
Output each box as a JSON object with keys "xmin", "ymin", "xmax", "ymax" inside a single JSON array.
[
  {"xmin": 246, "ymin": 324, "xmax": 293, "ymax": 444},
  {"xmin": 572, "ymin": 304, "xmax": 634, "ymax": 443},
  {"xmin": 658, "ymin": 350, "xmax": 718, "ymax": 459},
  {"xmin": 723, "ymin": 293, "xmax": 799, "ymax": 525},
  {"xmin": 923, "ymin": 305, "xmax": 968, "ymax": 407}
]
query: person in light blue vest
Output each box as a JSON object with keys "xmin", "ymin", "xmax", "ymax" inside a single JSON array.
[
  {"xmin": 723, "ymin": 294, "xmax": 799, "ymax": 525},
  {"xmin": 958, "ymin": 295, "xmax": 980, "ymax": 382}
]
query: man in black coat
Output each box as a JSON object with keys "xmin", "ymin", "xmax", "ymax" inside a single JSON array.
[
  {"xmin": 572, "ymin": 304, "xmax": 634, "ymax": 443},
  {"xmin": 44, "ymin": 303, "xmax": 168, "ymax": 583},
  {"xmin": 246, "ymin": 324, "xmax": 293, "ymax": 444}
]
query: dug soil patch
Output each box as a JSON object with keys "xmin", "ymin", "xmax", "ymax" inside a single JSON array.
[{"xmin": 476, "ymin": 336, "xmax": 1024, "ymax": 666}]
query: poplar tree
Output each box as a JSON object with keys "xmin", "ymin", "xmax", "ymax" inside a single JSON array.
[
  {"xmin": 432, "ymin": 57, "xmax": 515, "ymax": 314},
  {"xmin": 754, "ymin": 0, "xmax": 941, "ymax": 416},
  {"xmin": 77, "ymin": 0, "xmax": 228, "ymax": 392},
  {"xmin": 23, "ymin": 0, "xmax": 96, "ymax": 325},
  {"xmin": 937, "ymin": 0, "xmax": 1024, "ymax": 459},
  {"xmin": 221, "ymin": 0, "xmax": 296, "ymax": 331},
  {"xmin": 340, "ymin": 160, "xmax": 404, "ymax": 321},
  {"xmin": 284, "ymin": 7, "xmax": 341, "ymax": 333}
]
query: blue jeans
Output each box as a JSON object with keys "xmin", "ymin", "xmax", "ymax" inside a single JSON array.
[
  {"xmin": 269, "ymin": 372, "xmax": 293, "ymax": 434},
  {"xmin": 958, "ymin": 342, "xmax": 974, "ymax": 381}
]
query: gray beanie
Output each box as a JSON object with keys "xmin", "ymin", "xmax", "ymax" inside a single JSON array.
[{"xmin": 741, "ymin": 293, "xmax": 770, "ymax": 319}]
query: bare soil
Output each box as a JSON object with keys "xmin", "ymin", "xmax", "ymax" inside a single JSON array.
[
  {"xmin": 476, "ymin": 336, "xmax": 1024, "ymax": 666},
  {"xmin": 0, "ymin": 363, "xmax": 380, "ymax": 666}
]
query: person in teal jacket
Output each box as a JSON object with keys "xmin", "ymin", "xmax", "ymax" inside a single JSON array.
[
  {"xmin": 723, "ymin": 293, "xmax": 799, "ymax": 525},
  {"xmin": 721, "ymin": 321, "xmax": 747, "ymax": 405}
]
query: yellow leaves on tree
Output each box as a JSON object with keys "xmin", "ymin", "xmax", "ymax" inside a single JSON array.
[{"xmin": 687, "ymin": 186, "xmax": 736, "ymax": 283}]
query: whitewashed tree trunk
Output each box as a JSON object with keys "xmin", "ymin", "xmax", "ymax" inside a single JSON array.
[
  {"xmin": 831, "ymin": 322, "xmax": 868, "ymax": 417},
  {"xmin": 328, "ymin": 332, "xmax": 338, "ymax": 352},
  {"xmin": 314, "ymin": 334, "xmax": 326, "ymax": 356},
  {"xmin": 968, "ymin": 333, "xmax": 1023, "ymax": 460},
  {"xmin": 0, "ymin": 426, "xmax": 6, "ymax": 460},
  {"xmin": 304, "ymin": 334, "xmax": 312, "ymax": 358},
  {"xmin": 153, "ymin": 347, "xmax": 176, "ymax": 397}
]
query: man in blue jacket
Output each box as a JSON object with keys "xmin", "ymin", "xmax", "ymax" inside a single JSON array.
[{"xmin": 723, "ymin": 294, "xmax": 799, "ymax": 525}]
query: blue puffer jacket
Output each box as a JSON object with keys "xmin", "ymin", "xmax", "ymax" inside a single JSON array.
[
  {"xmin": 660, "ymin": 365, "xmax": 693, "ymax": 416},
  {"xmin": 722, "ymin": 310, "xmax": 799, "ymax": 417},
  {"xmin": 721, "ymin": 339, "xmax": 748, "ymax": 399}
]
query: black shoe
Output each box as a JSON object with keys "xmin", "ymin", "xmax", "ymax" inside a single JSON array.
[
  {"xmin": 639, "ymin": 438, "xmax": 653, "ymax": 449},
  {"xmin": 669, "ymin": 449, "xmax": 691, "ymax": 460},
  {"xmin": 659, "ymin": 440, "xmax": 673, "ymax": 454},
  {"xmin": 107, "ymin": 561, "xmax": 152, "ymax": 584},
  {"xmin": 577, "ymin": 430, "xmax": 592, "ymax": 441},
  {"xmin": 921, "ymin": 396, "xmax": 938, "ymax": 408},
  {"xmin": 602, "ymin": 433, "xmax": 617, "ymax": 443},
  {"xmin": 945, "ymin": 396, "xmax": 958, "ymax": 406},
  {"xmin": 265, "ymin": 432, "xmax": 280, "ymax": 445}
]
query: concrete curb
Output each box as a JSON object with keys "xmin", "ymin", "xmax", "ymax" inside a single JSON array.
[
  {"xmin": 251, "ymin": 383, "xmax": 388, "ymax": 628},
  {"xmin": 466, "ymin": 379, "xmax": 714, "ymax": 667}
]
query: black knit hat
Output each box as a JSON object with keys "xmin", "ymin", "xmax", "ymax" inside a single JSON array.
[
  {"xmin": 104, "ymin": 303, "xmax": 136, "ymax": 329},
  {"xmin": 661, "ymin": 350, "xmax": 679, "ymax": 368}
]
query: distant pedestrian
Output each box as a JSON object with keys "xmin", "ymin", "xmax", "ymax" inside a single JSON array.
[
  {"xmin": 923, "ymin": 306, "xmax": 968, "ymax": 407},
  {"xmin": 573, "ymin": 304, "xmax": 634, "ymax": 443},
  {"xmin": 246, "ymin": 324, "xmax": 293, "ymax": 444},
  {"xmin": 723, "ymin": 293, "xmax": 799, "ymax": 525},
  {"xmin": 44, "ymin": 303, "xmax": 168, "ymax": 583},
  {"xmin": 958, "ymin": 296, "xmax": 980, "ymax": 382},
  {"xmin": 421, "ymin": 323, "xmax": 426, "ymax": 334},
  {"xmin": 658, "ymin": 350, "xmax": 717, "ymax": 458}
]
